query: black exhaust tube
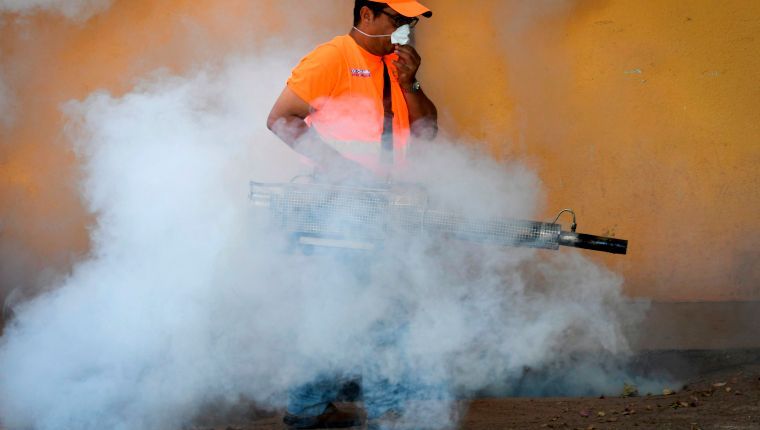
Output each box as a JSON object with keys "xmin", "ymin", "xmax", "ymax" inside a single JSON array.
[{"xmin": 558, "ymin": 231, "xmax": 628, "ymax": 255}]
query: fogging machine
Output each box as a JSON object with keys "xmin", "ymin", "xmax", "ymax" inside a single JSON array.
[{"xmin": 249, "ymin": 181, "xmax": 627, "ymax": 255}]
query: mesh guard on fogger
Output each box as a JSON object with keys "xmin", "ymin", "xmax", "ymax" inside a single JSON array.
[{"xmin": 249, "ymin": 181, "xmax": 627, "ymax": 255}]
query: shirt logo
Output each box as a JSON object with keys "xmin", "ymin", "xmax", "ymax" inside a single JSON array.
[{"xmin": 350, "ymin": 68, "xmax": 371, "ymax": 78}]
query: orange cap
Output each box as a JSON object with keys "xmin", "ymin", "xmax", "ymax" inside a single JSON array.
[{"xmin": 378, "ymin": 0, "xmax": 433, "ymax": 18}]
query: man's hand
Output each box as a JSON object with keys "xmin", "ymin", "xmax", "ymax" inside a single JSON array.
[{"xmin": 392, "ymin": 44, "xmax": 421, "ymax": 91}]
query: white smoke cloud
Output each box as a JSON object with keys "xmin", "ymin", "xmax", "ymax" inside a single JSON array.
[
  {"xmin": 0, "ymin": 47, "xmax": 643, "ymax": 430},
  {"xmin": 0, "ymin": 0, "xmax": 112, "ymax": 22}
]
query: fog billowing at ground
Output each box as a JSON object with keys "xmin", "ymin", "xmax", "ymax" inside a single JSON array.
[{"xmin": 0, "ymin": 2, "xmax": 647, "ymax": 429}]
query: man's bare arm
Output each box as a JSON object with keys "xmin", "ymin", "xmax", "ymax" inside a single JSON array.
[
  {"xmin": 267, "ymin": 86, "xmax": 374, "ymax": 182},
  {"xmin": 393, "ymin": 45, "xmax": 438, "ymax": 140},
  {"xmin": 267, "ymin": 87, "xmax": 340, "ymax": 164},
  {"xmin": 402, "ymin": 87, "xmax": 438, "ymax": 140}
]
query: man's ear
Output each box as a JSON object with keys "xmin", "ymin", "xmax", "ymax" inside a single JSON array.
[{"xmin": 360, "ymin": 6, "xmax": 374, "ymax": 23}]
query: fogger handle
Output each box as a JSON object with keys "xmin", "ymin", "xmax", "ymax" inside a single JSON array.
[{"xmin": 558, "ymin": 231, "xmax": 628, "ymax": 255}]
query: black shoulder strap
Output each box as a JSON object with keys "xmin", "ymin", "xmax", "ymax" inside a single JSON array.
[{"xmin": 381, "ymin": 60, "xmax": 394, "ymax": 165}]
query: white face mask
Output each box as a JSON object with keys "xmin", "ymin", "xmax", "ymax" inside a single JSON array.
[
  {"xmin": 390, "ymin": 24, "xmax": 411, "ymax": 45},
  {"xmin": 352, "ymin": 24, "xmax": 412, "ymax": 46}
]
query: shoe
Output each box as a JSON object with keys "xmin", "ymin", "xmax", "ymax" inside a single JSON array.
[{"xmin": 283, "ymin": 402, "xmax": 363, "ymax": 429}]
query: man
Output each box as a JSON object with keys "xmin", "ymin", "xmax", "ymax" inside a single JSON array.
[
  {"xmin": 266, "ymin": 1, "xmax": 437, "ymax": 428},
  {"xmin": 267, "ymin": 0, "xmax": 437, "ymax": 183}
]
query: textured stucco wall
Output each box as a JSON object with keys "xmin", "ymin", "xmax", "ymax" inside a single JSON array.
[{"xmin": 416, "ymin": 0, "xmax": 760, "ymax": 300}]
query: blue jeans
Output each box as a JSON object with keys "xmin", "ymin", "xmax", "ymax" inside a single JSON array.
[
  {"xmin": 287, "ymin": 370, "xmax": 450, "ymax": 420},
  {"xmin": 286, "ymin": 247, "xmax": 447, "ymax": 420},
  {"xmin": 287, "ymin": 320, "xmax": 411, "ymax": 419},
  {"xmin": 286, "ymin": 375, "xmax": 362, "ymax": 417}
]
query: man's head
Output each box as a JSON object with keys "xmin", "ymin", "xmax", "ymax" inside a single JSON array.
[
  {"xmin": 352, "ymin": 0, "xmax": 432, "ymax": 26},
  {"xmin": 352, "ymin": 0, "xmax": 431, "ymax": 55}
]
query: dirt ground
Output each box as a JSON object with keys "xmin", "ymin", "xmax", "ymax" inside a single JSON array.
[
  {"xmin": 193, "ymin": 351, "xmax": 760, "ymax": 430},
  {"xmin": 457, "ymin": 361, "xmax": 760, "ymax": 430}
]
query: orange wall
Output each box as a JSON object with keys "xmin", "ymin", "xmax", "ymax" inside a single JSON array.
[
  {"xmin": 417, "ymin": 0, "xmax": 760, "ymax": 300},
  {"xmin": 1, "ymin": 1, "xmax": 758, "ymax": 301},
  {"xmin": 0, "ymin": 1, "xmax": 349, "ymax": 299}
]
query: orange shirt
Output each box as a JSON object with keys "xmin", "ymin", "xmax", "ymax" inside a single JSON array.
[{"xmin": 287, "ymin": 35, "xmax": 410, "ymax": 166}]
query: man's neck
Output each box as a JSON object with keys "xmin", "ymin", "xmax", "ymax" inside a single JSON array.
[{"xmin": 349, "ymin": 28, "xmax": 384, "ymax": 56}]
